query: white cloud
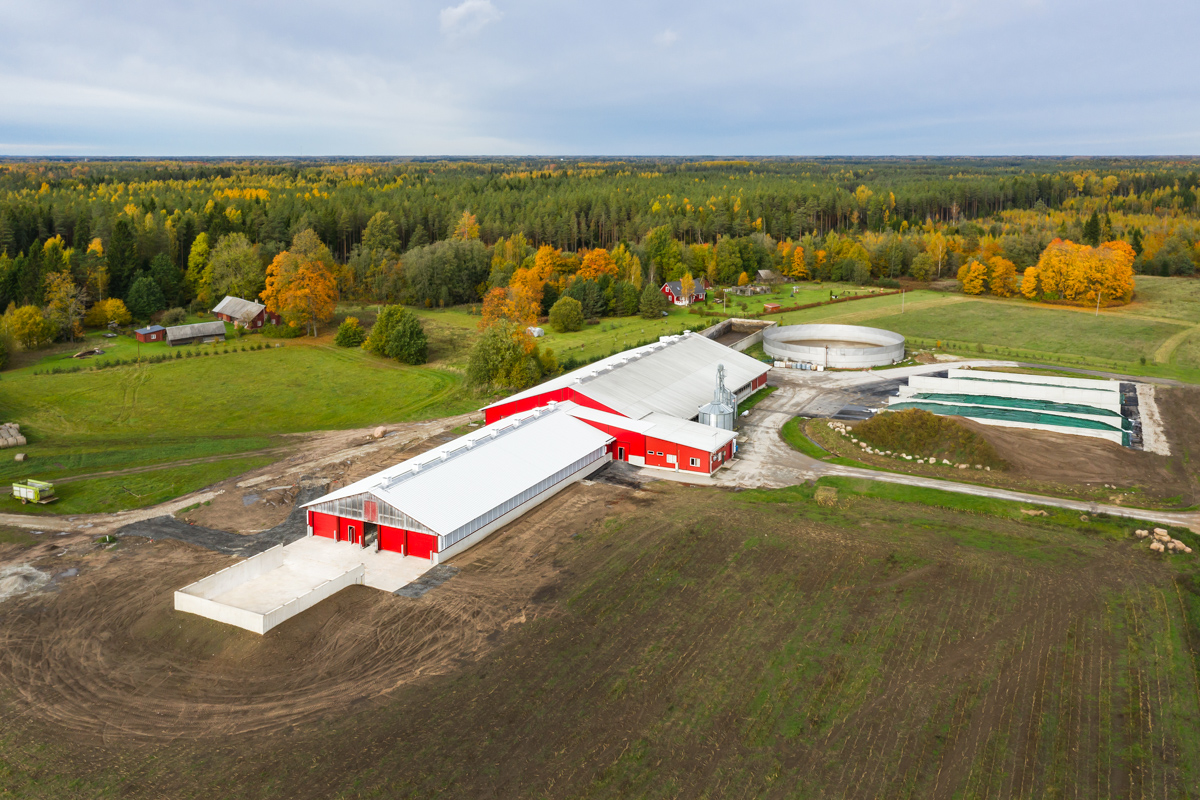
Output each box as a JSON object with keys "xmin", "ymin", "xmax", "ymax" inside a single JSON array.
[
  {"xmin": 654, "ymin": 28, "xmax": 678, "ymax": 47},
  {"xmin": 440, "ymin": 0, "xmax": 502, "ymax": 38}
]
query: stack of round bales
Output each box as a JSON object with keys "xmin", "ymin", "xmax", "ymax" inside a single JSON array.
[{"xmin": 0, "ymin": 423, "xmax": 25, "ymax": 449}]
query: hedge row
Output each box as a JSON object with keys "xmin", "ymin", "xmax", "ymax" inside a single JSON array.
[{"xmin": 33, "ymin": 343, "xmax": 276, "ymax": 375}]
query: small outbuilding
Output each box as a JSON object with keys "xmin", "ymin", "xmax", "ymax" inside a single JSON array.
[
  {"xmin": 166, "ymin": 321, "xmax": 227, "ymax": 347},
  {"xmin": 213, "ymin": 295, "xmax": 281, "ymax": 329},
  {"xmin": 762, "ymin": 303, "xmax": 781, "ymax": 314},
  {"xmin": 135, "ymin": 324, "xmax": 165, "ymax": 343}
]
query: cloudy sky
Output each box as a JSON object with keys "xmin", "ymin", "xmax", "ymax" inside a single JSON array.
[{"xmin": 1, "ymin": 0, "xmax": 1197, "ymax": 156}]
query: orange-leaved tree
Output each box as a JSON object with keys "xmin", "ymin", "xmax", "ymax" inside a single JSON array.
[
  {"xmin": 578, "ymin": 248, "xmax": 619, "ymax": 281},
  {"xmin": 452, "ymin": 210, "xmax": 480, "ymax": 241},
  {"xmin": 260, "ymin": 230, "xmax": 338, "ymax": 336}
]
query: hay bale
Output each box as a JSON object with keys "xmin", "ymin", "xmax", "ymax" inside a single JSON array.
[
  {"xmin": 814, "ymin": 486, "xmax": 839, "ymax": 507},
  {"xmin": 13, "ymin": 453, "xmax": 25, "ymax": 462}
]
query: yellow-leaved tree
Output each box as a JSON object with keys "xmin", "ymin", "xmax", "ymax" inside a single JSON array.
[
  {"xmin": 1021, "ymin": 267, "xmax": 1040, "ymax": 299},
  {"xmin": 679, "ymin": 273, "xmax": 696, "ymax": 305},
  {"xmin": 737, "ymin": 271, "xmax": 750, "ymax": 286},
  {"xmin": 1028, "ymin": 239, "xmax": 1136, "ymax": 305},
  {"xmin": 452, "ymin": 210, "xmax": 480, "ymax": 241},
  {"xmin": 987, "ymin": 256, "xmax": 1018, "ymax": 297},
  {"xmin": 260, "ymin": 230, "xmax": 338, "ymax": 336},
  {"xmin": 790, "ymin": 246, "xmax": 808, "ymax": 279},
  {"xmin": 957, "ymin": 260, "xmax": 987, "ymax": 295}
]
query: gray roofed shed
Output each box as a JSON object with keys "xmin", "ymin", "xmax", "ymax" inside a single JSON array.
[
  {"xmin": 165, "ymin": 320, "xmax": 228, "ymax": 346},
  {"xmin": 213, "ymin": 295, "xmax": 266, "ymax": 320}
]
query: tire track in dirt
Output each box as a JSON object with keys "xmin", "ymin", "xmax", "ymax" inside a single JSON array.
[{"xmin": 0, "ymin": 481, "xmax": 629, "ymax": 743}]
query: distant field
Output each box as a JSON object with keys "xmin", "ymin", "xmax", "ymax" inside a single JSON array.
[
  {"xmin": 866, "ymin": 299, "xmax": 1186, "ymax": 365},
  {"xmin": 1118, "ymin": 276, "xmax": 1200, "ymax": 324}
]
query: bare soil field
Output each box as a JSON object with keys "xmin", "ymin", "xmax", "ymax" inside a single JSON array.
[
  {"xmin": 0, "ymin": 478, "xmax": 1197, "ymax": 798},
  {"xmin": 806, "ymin": 384, "xmax": 1200, "ymax": 508}
]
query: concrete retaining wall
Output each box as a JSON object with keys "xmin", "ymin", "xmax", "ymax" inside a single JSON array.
[
  {"xmin": 891, "ymin": 391, "xmax": 1125, "ymax": 427},
  {"xmin": 699, "ymin": 318, "xmax": 777, "ymax": 352},
  {"xmin": 959, "ymin": 415, "xmax": 1126, "ymax": 446},
  {"xmin": 945, "ymin": 368, "xmax": 1120, "ymax": 392},
  {"xmin": 433, "ymin": 455, "xmax": 611, "ymax": 565},
  {"xmin": 907, "ymin": 375, "xmax": 1121, "ymax": 412},
  {"xmin": 174, "ymin": 545, "xmax": 363, "ymax": 634},
  {"xmin": 261, "ymin": 565, "xmax": 364, "ymax": 633},
  {"xmin": 763, "ymin": 324, "xmax": 905, "ymax": 368}
]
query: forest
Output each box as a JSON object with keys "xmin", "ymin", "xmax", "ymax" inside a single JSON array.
[{"xmin": 1, "ymin": 156, "xmax": 1198, "ymax": 370}]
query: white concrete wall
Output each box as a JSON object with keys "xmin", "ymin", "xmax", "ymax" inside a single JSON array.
[
  {"xmin": 946, "ymin": 368, "xmax": 1120, "ymax": 391},
  {"xmin": 178, "ymin": 546, "xmax": 285, "ymax": 600},
  {"xmin": 175, "ymin": 545, "xmax": 363, "ymax": 635},
  {"xmin": 888, "ymin": 395, "xmax": 1126, "ymax": 428},
  {"xmin": 261, "ymin": 564, "xmax": 364, "ymax": 633},
  {"xmin": 907, "ymin": 375, "xmax": 1121, "ymax": 412},
  {"xmin": 432, "ymin": 455, "xmax": 611, "ymax": 565},
  {"xmin": 764, "ymin": 324, "xmax": 905, "ymax": 368},
  {"xmin": 174, "ymin": 591, "xmax": 270, "ymax": 634},
  {"xmin": 961, "ymin": 416, "xmax": 1126, "ymax": 446}
]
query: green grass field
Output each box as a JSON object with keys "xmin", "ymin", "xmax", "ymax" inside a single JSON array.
[{"xmin": 0, "ymin": 341, "xmax": 477, "ymax": 513}]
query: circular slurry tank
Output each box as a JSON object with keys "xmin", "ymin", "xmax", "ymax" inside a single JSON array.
[{"xmin": 763, "ymin": 323, "xmax": 905, "ymax": 368}]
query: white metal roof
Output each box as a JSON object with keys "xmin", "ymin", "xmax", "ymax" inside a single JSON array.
[
  {"xmin": 485, "ymin": 333, "xmax": 768, "ymax": 421},
  {"xmin": 641, "ymin": 412, "xmax": 738, "ymax": 451},
  {"xmin": 213, "ymin": 295, "xmax": 266, "ymax": 319},
  {"xmin": 557, "ymin": 401, "xmax": 735, "ymax": 452},
  {"xmin": 303, "ymin": 405, "xmax": 613, "ymax": 535}
]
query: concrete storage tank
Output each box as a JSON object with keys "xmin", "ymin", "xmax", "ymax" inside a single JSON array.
[{"xmin": 764, "ymin": 324, "xmax": 905, "ymax": 368}]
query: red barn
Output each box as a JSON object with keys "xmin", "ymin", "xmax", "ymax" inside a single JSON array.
[
  {"xmin": 212, "ymin": 295, "xmax": 282, "ymax": 329},
  {"xmin": 661, "ymin": 279, "xmax": 707, "ymax": 305},
  {"xmin": 484, "ymin": 332, "xmax": 767, "ymax": 475},
  {"xmin": 303, "ymin": 406, "xmax": 613, "ymax": 563},
  {"xmin": 135, "ymin": 324, "xmax": 165, "ymax": 343}
]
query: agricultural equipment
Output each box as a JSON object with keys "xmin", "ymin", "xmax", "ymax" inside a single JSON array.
[{"xmin": 12, "ymin": 479, "xmax": 56, "ymax": 505}]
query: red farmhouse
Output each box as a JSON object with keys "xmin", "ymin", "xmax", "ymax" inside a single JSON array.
[
  {"xmin": 135, "ymin": 324, "xmax": 165, "ymax": 343},
  {"xmin": 661, "ymin": 279, "xmax": 707, "ymax": 305},
  {"xmin": 212, "ymin": 295, "xmax": 282, "ymax": 329}
]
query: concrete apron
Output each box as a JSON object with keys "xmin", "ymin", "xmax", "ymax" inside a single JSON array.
[{"xmin": 175, "ymin": 536, "xmax": 431, "ymax": 634}]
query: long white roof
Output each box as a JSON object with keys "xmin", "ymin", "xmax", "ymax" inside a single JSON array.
[
  {"xmin": 486, "ymin": 333, "xmax": 768, "ymax": 421},
  {"xmin": 303, "ymin": 405, "xmax": 613, "ymax": 535}
]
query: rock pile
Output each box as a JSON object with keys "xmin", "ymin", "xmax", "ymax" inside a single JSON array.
[
  {"xmin": 824, "ymin": 421, "xmax": 990, "ymax": 469},
  {"xmin": 1135, "ymin": 527, "xmax": 1192, "ymax": 555}
]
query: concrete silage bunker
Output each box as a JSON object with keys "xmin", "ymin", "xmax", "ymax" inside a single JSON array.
[{"xmin": 764, "ymin": 324, "xmax": 905, "ymax": 369}]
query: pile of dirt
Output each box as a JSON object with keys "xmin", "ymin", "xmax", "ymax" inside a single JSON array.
[{"xmin": 854, "ymin": 408, "xmax": 1006, "ymax": 469}]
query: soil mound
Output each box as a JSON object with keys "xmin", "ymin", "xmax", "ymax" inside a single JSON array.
[{"xmin": 855, "ymin": 408, "xmax": 1005, "ymax": 468}]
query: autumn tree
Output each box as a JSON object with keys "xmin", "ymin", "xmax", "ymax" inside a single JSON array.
[
  {"xmin": 84, "ymin": 238, "xmax": 109, "ymax": 302},
  {"xmin": 789, "ymin": 246, "xmax": 808, "ymax": 279},
  {"xmin": 452, "ymin": 210, "xmax": 481, "ymax": 241},
  {"xmin": 260, "ymin": 230, "xmax": 338, "ymax": 336},
  {"xmin": 8, "ymin": 305, "xmax": 54, "ymax": 349},
  {"xmin": 925, "ymin": 231, "xmax": 948, "ymax": 278},
  {"xmin": 1028, "ymin": 238, "xmax": 1136, "ymax": 305},
  {"xmin": 579, "ymin": 248, "xmax": 618, "ymax": 280},
  {"xmin": 957, "ymin": 260, "xmax": 987, "ymax": 295},
  {"xmin": 737, "ymin": 271, "xmax": 750, "ymax": 286},
  {"xmin": 83, "ymin": 298, "xmax": 132, "ymax": 328},
  {"xmin": 186, "ymin": 232, "xmax": 211, "ymax": 304},
  {"xmin": 987, "ymin": 256, "xmax": 1018, "ymax": 297},
  {"xmin": 679, "ymin": 272, "xmax": 696, "ymax": 305},
  {"xmin": 43, "ymin": 271, "xmax": 86, "ymax": 341},
  {"xmin": 334, "ymin": 316, "xmax": 367, "ymax": 347},
  {"xmin": 1020, "ymin": 266, "xmax": 1040, "ymax": 299}
]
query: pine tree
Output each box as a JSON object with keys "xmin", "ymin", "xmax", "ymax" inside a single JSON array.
[
  {"xmin": 1082, "ymin": 211, "xmax": 1101, "ymax": 247},
  {"xmin": 639, "ymin": 283, "xmax": 668, "ymax": 319}
]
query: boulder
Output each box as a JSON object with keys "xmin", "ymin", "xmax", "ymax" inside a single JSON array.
[
  {"xmin": 372, "ymin": 426, "xmax": 387, "ymax": 439},
  {"xmin": 1150, "ymin": 541, "xmax": 1166, "ymax": 553}
]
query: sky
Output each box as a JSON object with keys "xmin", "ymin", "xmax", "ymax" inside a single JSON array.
[{"xmin": 1, "ymin": 0, "xmax": 1198, "ymax": 156}]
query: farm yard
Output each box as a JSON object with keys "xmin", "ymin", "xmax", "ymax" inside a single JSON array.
[{"xmin": 0, "ymin": 478, "xmax": 1197, "ymax": 798}]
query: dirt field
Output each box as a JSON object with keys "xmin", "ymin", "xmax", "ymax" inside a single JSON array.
[
  {"xmin": 0, "ymin": 480, "xmax": 629, "ymax": 745},
  {"xmin": 0, "ymin": 478, "xmax": 1197, "ymax": 798},
  {"xmin": 807, "ymin": 384, "xmax": 1200, "ymax": 508}
]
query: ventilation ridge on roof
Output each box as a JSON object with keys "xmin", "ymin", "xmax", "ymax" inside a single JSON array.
[{"xmin": 380, "ymin": 405, "xmax": 562, "ymax": 491}]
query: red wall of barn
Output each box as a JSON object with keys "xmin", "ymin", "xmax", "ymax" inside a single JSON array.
[
  {"xmin": 310, "ymin": 511, "xmax": 337, "ymax": 539},
  {"xmin": 484, "ymin": 388, "xmax": 623, "ymax": 425},
  {"xmin": 575, "ymin": 418, "xmax": 645, "ymax": 461},
  {"xmin": 407, "ymin": 531, "xmax": 438, "ymax": 559},
  {"xmin": 379, "ymin": 525, "xmax": 406, "ymax": 554},
  {"xmin": 337, "ymin": 516, "xmax": 359, "ymax": 544},
  {"xmin": 643, "ymin": 436, "xmax": 721, "ymax": 474}
]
